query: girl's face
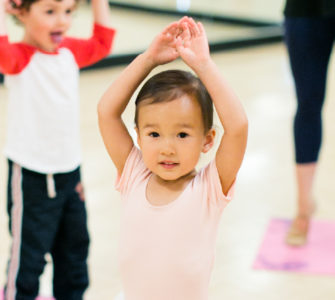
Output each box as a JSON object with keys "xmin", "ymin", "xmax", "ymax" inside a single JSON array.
[
  {"xmin": 18, "ymin": 0, "xmax": 76, "ymax": 52},
  {"xmin": 136, "ymin": 95, "xmax": 215, "ymax": 183}
]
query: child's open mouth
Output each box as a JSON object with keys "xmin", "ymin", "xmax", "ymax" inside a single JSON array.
[{"xmin": 50, "ymin": 32, "xmax": 63, "ymax": 44}]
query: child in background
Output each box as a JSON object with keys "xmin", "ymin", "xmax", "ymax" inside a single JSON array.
[
  {"xmin": 98, "ymin": 17, "xmax": 247, "ymax": 300},
  {"xmin": 0, "ymin": 0, "xmax": 115, "ymax": 298}
]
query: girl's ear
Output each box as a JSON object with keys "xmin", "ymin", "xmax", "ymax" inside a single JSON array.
[{"xmin": 202, "ymin": 128, "xmax": 215, "ymax": 153}]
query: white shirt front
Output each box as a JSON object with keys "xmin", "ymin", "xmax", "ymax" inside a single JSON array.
[
  {"xmin": 0, "ymin": 23, "xmax": 116, "ymax": 174},
  {"xmin": 4, "ymin": 49, "xmax": 81, "ymax": 173}
]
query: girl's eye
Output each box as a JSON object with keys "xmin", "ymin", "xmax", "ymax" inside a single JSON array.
[
  {"xmin": 66, "ymin": 9, "xmax": 72, "ymax": 14},
  {"xmin": 178, "ymin": 132, "xmax": 188, "ymax": 138},
  {"xmin": 46, "ymin": 9, "xmax": 54, "ymax": 14},
  {"xmin": 149, "ymin": 132, "xmax": 159, "ymax": 138}
]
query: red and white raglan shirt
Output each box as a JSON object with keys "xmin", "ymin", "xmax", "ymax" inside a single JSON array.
[{"xmin": 0, "ymin": 23, "xmax": 115, "ymax": 174}]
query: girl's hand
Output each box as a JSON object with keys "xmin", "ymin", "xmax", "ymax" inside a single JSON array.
[
  {"xmin": 177, "ymin": 17, "xmax": 211, "ymax": 72},
  {"xmin": 144, "ymin": 21, "xmax": 180, "ymax": 67}
]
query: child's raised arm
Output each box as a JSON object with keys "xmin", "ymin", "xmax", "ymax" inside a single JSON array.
[
  {"xmin": 91, "ymin": 0, "xmax": 111, "ymax": 28},
  {"xmin": 0, "ymin": 0, "xmax": 29, "ymax": 74},
  {"xmin": 98, "ymin": 21, "xmax": 180, "ymax": 175},
  {"xmin": 177, "ymin": 17, "xmax": 248, "ymax": 195},
  {"xmin": 0, "ymin": 0, "xmax": 21, "ymax": 35},
  {"xmin": 0, "ymin": 2, "xmax": 5, "ymax": 35},
  {"xmin": 0, "ymin": 0, "xmax": 6, "ymax": 35}
]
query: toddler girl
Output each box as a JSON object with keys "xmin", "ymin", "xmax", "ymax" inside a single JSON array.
[{"xmin": 98, "ymin": 17, "xmax": 247, "ymax": 300}]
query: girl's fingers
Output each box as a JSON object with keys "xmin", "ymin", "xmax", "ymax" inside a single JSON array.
[
  {"xmin": 177, "ymin": 17, "xmax": 190, "ymax": 31},
  {"xmin": 159, "ymin": 23, "xmax": 179, "ymax": 45},
  {"xmin": 180, "ymin": 23, "xmax": 191, "ymax": 40},
  {"xmin": 178, "ymin": 16, "xmax": 189, "ymax": 25},
  {"xmin": 176, "ymin": 35, "xmax": 183, "ymax": 52},
  {"xmin": 162, "ymin": 21, "xmax": 179, "ymax": 35},
  {"xmin": 176, "ymin": 36, "xmax": 183, "ymax": 48},
  {"xmin": 186, "ymin": 17, "xmax": 200, "ymax": 37},
  {"xmin": 172, "ymin": 24, "xmax": 182, "ymax": 38},
  {"xmin": 197, "ymin": 21, "xmax": 205, "ymax": 35}
]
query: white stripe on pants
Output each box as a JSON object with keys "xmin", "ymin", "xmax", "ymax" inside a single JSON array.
[{"xmin": 6, "ymin": 163, "xmax": 23, "ymax": 300}]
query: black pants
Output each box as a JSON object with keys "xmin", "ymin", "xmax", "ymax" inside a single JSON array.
[
  {"xmin": 5, "ymin": 161, "xmax": 90, "ymax": 300},
  {"xmin": 285, "ymin": 16, "xmax": 335, "ymax": 163}
]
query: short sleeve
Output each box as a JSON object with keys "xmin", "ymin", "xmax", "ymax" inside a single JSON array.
[
  {"xmin": 0, "ymin": 36, "xmax": 35, "ymax": 74},
  {"xmin": 115, "ymin": 146, "xmax": 150, "ymax": 195},
  {"xmin": 199, "ymin": 160, "xmax": 234, "ymax": 207},
  {"xmin": 61, "ymin": 23, "xmax": 116, "ymax": 68}
]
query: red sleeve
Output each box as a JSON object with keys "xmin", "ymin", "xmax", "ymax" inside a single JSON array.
[
  {"xmin": 61, "ymin": 23, "xmax": 116, "ymax": 69},
  {"xmin": 0, "ymin": 36, "xmax": 35, "ymax": 74}
]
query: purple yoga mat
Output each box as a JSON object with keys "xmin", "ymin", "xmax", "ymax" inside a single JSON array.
[{"xmin": 253, "ymin": 218, "xmax": 335, "ymax": 275}]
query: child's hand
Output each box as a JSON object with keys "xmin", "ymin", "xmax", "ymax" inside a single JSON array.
[
  {"xmin": 176, "ymin": 17, "xmax": 211, "ymax": 71},
  {"xmin": 2, "ymin": 0, "xmax": 21, "ymax": 15},
  {"xmin": 145, "ymin": 21, "xmax": 180, "ymax": 67}
]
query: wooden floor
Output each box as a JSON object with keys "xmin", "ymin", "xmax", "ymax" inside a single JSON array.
[{"xmin": 1, "ymin": 1, "xmax": 335, "ymax": 299}]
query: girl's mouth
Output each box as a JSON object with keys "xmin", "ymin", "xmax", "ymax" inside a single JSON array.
[{"xmin": 160, "ymin": 162, "xmax": 178, "ymax": 169}]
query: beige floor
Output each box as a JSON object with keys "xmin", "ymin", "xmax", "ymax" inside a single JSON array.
[{"xmin": 1, "ymin": 1, "xmax": 335, "ymax": 300}]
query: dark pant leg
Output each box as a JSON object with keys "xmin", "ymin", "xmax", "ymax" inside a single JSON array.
[
  {"xmin": 284, "ymin": 17, "xmax": 335, "ymax": 163},
  {"xmin": 51, "ymin": 169, "xmax": 90, "ymax": 300},
  {"xmin": 5, "ymin": 162, "xmax": 65, "ymax": 300}
]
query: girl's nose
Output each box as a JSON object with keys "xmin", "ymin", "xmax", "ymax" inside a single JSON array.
[{"xmin": 160, "ymin": 140, "xmax": 175, "ymax": 155}]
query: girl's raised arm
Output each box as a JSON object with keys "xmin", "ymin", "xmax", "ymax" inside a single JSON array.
[
  {"xmin": 98, "ymin": 21, "xmax": 180, "ymax": 175},
  {"xmin": 177, "ymin": 18, "xmax": 248, "ymax": 195}
]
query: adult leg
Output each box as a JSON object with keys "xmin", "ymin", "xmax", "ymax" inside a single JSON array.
[
  {"xmin": 51, "ymin": 169, "xmax": 90, "ymax": 300},
  {"xmin": 5, "ymin": 162, "xmax": 64, "ymax": 299},
  {"xmin": 284, "ymin": 17, "xmax": 335, "ymax": 245}
]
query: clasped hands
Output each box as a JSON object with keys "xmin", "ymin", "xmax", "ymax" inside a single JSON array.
[{"xmin": 146, "ymin": 16, "xmax": 211, "ymax": 69}]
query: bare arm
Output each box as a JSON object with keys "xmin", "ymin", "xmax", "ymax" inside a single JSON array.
[
  {"xmin": 0, "ymin": 0, "xmax": 21, "ymax": 35},
  {"xmin": 98, "ymin": 53, "xmax": 155, "ymax": 175},
  {"xmin": 177, "ymin": 18, "xmax": 248, "ymax": 195},
  {"xmin": 0, "ymin": 1, "xmax": 6, "ymax": 35},
  {"xmin": 91, "ymin": 0, "xmax": 111, "ymax": 27},
  {"xmin": 98, "ymin": 21, "xmax": 180, "ymax": 175}
]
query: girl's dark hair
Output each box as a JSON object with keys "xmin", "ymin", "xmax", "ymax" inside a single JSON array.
[
  {"xmin": 12, "ymin": 0, "xmax": 79, "ymax": 11},
  {"xmin": 135, "ymin": 70, "xmax": 213, "ymax": 133}
]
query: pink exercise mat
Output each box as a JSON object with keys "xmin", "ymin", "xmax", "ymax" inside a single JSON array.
[{"xmin": 253, "ymin": 218, "xmax": 335, "ymax": 275}]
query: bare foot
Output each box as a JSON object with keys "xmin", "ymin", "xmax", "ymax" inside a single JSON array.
[{"xmin": 285, "ymin": 200, "xmax": 316, "ymax": 247}]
